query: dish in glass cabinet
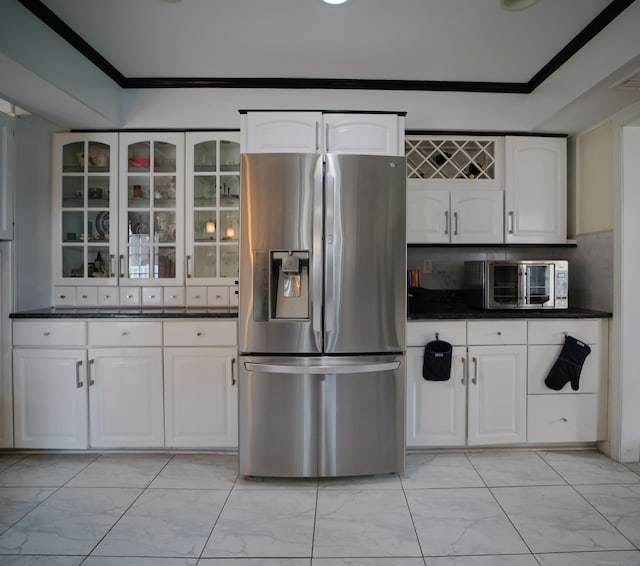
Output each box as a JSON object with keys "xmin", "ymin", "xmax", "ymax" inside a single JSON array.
[{"xmin": 95, "ymin": 211, "xmax": 109, "ymax": 237}]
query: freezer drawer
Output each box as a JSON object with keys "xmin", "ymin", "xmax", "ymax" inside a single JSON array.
[{"xmin": 239, "ymin": 355, "xmax": 405, "ymax": 478}]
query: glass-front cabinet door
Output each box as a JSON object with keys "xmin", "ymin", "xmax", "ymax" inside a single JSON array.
[
  {"xmin": 185, "ymin": 132, "xmax": 240, "ymax": 285},
  {"xmin": 53, "ymin": 133, "xmax": 118, "ymax": 286},
  {"xmin": 118, "ymin": 133, "xmax": 185, "ymax": 285}
]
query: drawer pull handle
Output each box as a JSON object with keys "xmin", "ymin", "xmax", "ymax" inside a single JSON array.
[
  {"xmin": 121, "ymin": 331, "xmax": 128, "ymax": 336},
  {"xmin": 497, "ymin": 331, "xmax": 502, "ymax": 336},
  {"xmin": 472, "ymin": 357, "xmax": 478, "ymax": 384},
  {"xmin": 81, "ymin": 295, "xmax": 88, "ymax": 299},
  {"xmin": 196, "ymin": 332, "xmax": 203, "ymax": 336},
  {"xmin": 43, "ymin": 331, "xmax": 51, "ymax": 336}
]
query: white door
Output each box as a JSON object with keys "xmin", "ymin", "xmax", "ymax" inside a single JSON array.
[
  {"xmin": 323, "ymin": 113, "xmax": 403, "ymax": 155},
  {"xmin": 504, "ymin": 136, "xmax": 567, "ymax": 243},
  {"xmin": 406, "ymin": 187, "xmax": 450, "ymax": 243},
  {"xmin": 467, "ymin": 345, "xmax": 526, "ymax": 445},
  {"xmin": 243, "ymin": 112, "xmax": 321, "ymax": 153},
  {"xmin": 13, "ymin": 349, "xmax": 88, "ymax": 449},
  {"xmin": 88, "ymin": 347, "xmax": 164, "ymax": 447},
  {"xmin": 164, "ymin": 347, "xmax": 237, "ymax": 448},
  {"xmin": 406, "ymin": 346, "xmax": 466, "ymax": 447},
  {"xmin": 451, "ymin": 190, "xmax": 504, "ymax": 244}
]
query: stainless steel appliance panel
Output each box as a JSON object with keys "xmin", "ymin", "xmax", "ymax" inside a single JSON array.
[
  {"xmin": 324, "ymin": 154, "xmax": 406, "ymax": 354},
  {"xmin": 239, "ymin": 355, "xmax": 405, "ymax": 477},
  {"xmin": 239, "ymin": 153, "xmax": 322, "ymax": 354}
]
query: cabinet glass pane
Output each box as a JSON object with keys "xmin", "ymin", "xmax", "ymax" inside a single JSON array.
[
  {"xmin": 220, "ymin": 175, "xmax": 239, "ymax": 206},
  {"xmin": 62, "ymin": 141, "xmax": 85, "ymax": 173},
  {"xmin": 155, "ymin": 142, "xmax": 176, "ymax": 173},
  {"xmin": 62, "ymin": 211, "xmax": 84, "ymax": 242},
  {"xmin": 154, "ymin": 211, "xmax": 176, "ymax": 243},
  {"xmin": 87, "ymin": 142, "xmax": 110, "ymax": 172},
  {"xmin": 62, "ymin": 177, "xmax": 83, "ymax": 207},
  {"xmin": 194, "ymin": 246, "xmax": 217, "ymax": 278},
  {"xmin": 156, "ymin": 247, "xmax": 176, "ymax": 278},
  {"xmin": 220, "ymin": 140, "xmax": 240, "ymax": 171},
  {"xmin": 128, "ymin": 234, "xmax": 150, "ymax": 279},
  {"xmin": 128, "ymin": 142, "xmax": 151, "ymax": 172},
  {"xmin": 220, "ymin": 210, "xmax": 239, "ymax": 242},
  {"xmin": 87, "ymin": 176, "xmax": 111, "ymax": 208},
  {"xmin": 220, "ymin": 246, "xmax": 239, "ymax": 278},
  {"xmin": 153, "ymin": 176, "xmax": 176, "ymax": 207},
  {"xmin": 62, "ymin": 246, "xmax": 84, "ymax": 278},
  {"xmin": 129, "ymin": 212, "xmax": 150, "ymax": 238},
  {"xmin": 87, "ymin": 246, "xmax": 110, "ymax": 278},
  {"xmin": 193, "ymin": 210, "xmax": 217, "ymax": 242},
  {"xmin": 128, "ymin": 176, "xmax": 150, "ymax": 205},
  {"xmin": 194, "ymin": 141, "xmax": 217, "ymax": 172},
  {"xmin": 194, "ymin": 176, "xmax": 216, "ymax": 206},
  {"xmin": 90, "ymin": 210, "xmax": 110, "ymax": 241}
]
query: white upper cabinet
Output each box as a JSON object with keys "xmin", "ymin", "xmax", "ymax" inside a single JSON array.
[
  {"xmin": 0, "ymin": 111, "xmax": 15, "ymax": 240},
  {"xmin": 241, "ymin": 111, "xmax": 405, "ymax": 155},
  {"xmin": 504, "ymin": 136, "xmax": 567, "ymax": 244}
]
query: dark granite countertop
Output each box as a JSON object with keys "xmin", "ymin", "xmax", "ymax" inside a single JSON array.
[{"xmin": 10, "ymin": 307, "xmax": 239, "ymax": 319}]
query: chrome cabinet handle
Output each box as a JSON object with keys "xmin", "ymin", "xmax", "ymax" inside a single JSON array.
[
  {"xmin": 186, "ymin": 255, "xmax": 192, "ymax": 279},
  {"xmin": 88, "ymin": 359, "xmax": 95, "ymax": 386},
  {"xmin": 461, "ymin": 357, "xmax": 466, "ymax": 385},
  {"xmin": 453, "ymin": 211, "xmax": 458, "ymax": 236},
  {"xmin": 472, "ymin": 356, "xmax": 478, "ymax": 384},
  {"xmin": 43, "ymin": 331, "xmax": 51, "ymax": 336},
  {"xmin": 109, "ymin": 254, "xmax": 115, "ymax": 277},
  {"xmin": 315, "ymin": 121, "xmax": 320, "ymax": 152},
  {"xmin": 119, "ymin": 254, "xmax": 125, "ymax": 278},
  {"xmin": 508, "ymin": 211, "xmax": 514, "ymax": 234},
  {"xmin": 325, "ymin": 122, "xmax": 330, "ymax": 152},
  {"xmin": 196, "ymin": 331, "xmax": 203, "ymax": 336},
  {"xmin": 75, "ymin": 360, "xmax": 83, "ymax": 388},
  {"xmin": 444, "ymin": 210, "xmax": 449, "ymax": 235},
  {"xmin": 121, "ymin": 331, "xmax": 128, "ymax": 336},
  {"xmin": 231, "ymin": 358, "xmax": 237, "ymax": 386}
]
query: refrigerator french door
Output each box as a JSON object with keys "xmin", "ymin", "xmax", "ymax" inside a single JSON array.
[{"xmin": 239, "ymin": 153, "xmax": 406, "ymax": 477}]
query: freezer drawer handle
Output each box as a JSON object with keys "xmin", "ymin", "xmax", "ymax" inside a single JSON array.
[{"xmin": 244, "ymin": 361, "xmax": 400, "ymax": 374}]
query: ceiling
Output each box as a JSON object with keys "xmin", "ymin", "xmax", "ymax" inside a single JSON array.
[{"xmin": 28, "ymin": 0, "xmax": 637, "ymax": 91}]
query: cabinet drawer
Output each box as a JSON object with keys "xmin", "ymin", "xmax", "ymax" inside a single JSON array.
[
  {"xmin": 467, "ymin": 320, "xmax": 527, "ymax": 345},
  {"xmin": 13, "ymin": 320, "xmax": 87, "ymax": 346},
  {"xmin": 528, "ymin": 344, "xmax": 601, "ymax": 394},
  {"xmin": 406, "ymin": 321, "xmax": 466, "ymax": 347},
  {"xmin": 527, "ymin": 394, "xmax": 603, "ymax": 443},
  {"xmin": 528, "ymin": 319, "xmax": 603, "ymax": 345},
  {"xmin": 89, "ymin": 321, "xmax": 162, "ymax": 347},
  {"xmin": 164, "ymin": 321, "xmax": 237, "ymax": 347}
]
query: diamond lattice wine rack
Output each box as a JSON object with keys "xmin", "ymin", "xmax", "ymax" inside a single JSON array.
[{"xmin": 405, "ymin": 138, "xmax": 496, "ymax": 180}]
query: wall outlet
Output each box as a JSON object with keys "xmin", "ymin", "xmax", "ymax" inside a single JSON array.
[{"xmin": 423, "ymin": 260, "xmax": 432, "ymax": 274}]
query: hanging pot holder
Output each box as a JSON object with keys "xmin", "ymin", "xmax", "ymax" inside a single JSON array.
[
  {"xmin": 544, "ymin": 335, "xmax": 591, "ymax": 391},
  {"xmin": 422, "ymin": 338, "xmax": 453, "ymax": 381}
]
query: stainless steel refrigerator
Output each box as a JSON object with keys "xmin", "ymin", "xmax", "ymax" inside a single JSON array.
[{"xmin": 238, "ymin": 152, "xmax": 406, "ymax": 478}]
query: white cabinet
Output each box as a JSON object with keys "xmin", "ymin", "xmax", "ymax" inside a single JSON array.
[
  {"xmin": 526, "ymin": 319, "xmax": 607, "ymax": 443},
  {"xmin": 163, "ymin": 320, "xmax": 237, "ymax": 448},
  {"xmin": 241, "ymin": 111, "xmax": 405, "ymax": 155},
  {"xmin": 52, "ymin": 132, "xmax": 119, "ymax": 302},
  {"xmin": 184, "ymin": 132, "xmax": 240, "ymax": 299},
  {"xmin": 407, "ymin": 187, "xmax": 503, "ymax": 244},
  {"xmin": 406, "ymin": 321, "xmax": 467, "ymax": 447},
  {"xmin": 405, "ymin": 136, "xmax": 504, "ymax": 244},
  {"xmin": 12, "ymin": 321, "xmax": 88, "ymax": 449},
  {"xmin": 504, "ymin": 136, "xmax": 567, "ymax": 244},
  {"xmin": 88, "ymin": 347, "xmax": 164, "ymax": 448}
]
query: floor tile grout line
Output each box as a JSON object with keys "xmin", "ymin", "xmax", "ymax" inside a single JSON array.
[
  {"xmin": 399, "ymin": 471, "xmax": 432, "ymax": 564},
  {"xmin": 309, "ymin": 478, "xmax": 320, "ymax": 562}
]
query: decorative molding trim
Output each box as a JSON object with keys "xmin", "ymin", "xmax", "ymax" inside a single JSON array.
[{"xmin": 16, "ymin": 0, "xmax": 637, "ymax": 94}]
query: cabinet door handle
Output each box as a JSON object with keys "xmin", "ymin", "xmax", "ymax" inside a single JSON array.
[
  {"xmin": 325, "ymin": 123, "xmax": 330, "ymax": 153},
  {"xmin": 444, "ymin": 211, "xmax": 449, "ymax": 235},
  {"xmin": 119, "ymin": 254, "xmax": 125, "ymax": 278},
  {"xmin": 315, "ymin": 121, "xmax": 320, "ymax": 152},
  {"xmin": 75, "ymin": 360, "xmax": 83, "ymax": 388},
  {"xmin": 508, "ymin": 211, "xmax": 514, "ymax": 234},
  {"xmin": 231, "ymin": 357, "xmax": 237, "ymax": 386},
  {"xmin": 461, "ymin": 357, "xmax": 466, "ymax": 385},
  {"xmin": 453, "ymin": 211, "xmax": 458, "ymax": 236},
  {"xmin": 88, "ymin": 358, "xmax": 95, "ymax": 386},
  {"xmin": 109, "ymin": 254, "xmax": 115, "ymax": 277},
  {"xmin": 186, "ymin": 255, "xmax": 192, "ymax": 279},
  {"xmin": 472, "ymin": 356, "xmax": 478, "ymax": 384}
]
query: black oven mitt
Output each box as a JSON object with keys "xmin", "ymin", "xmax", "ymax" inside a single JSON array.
[
  {"xmin": 544, "ymin": 335, "xmax": 591, "ymax": 391},
  {"xmin": 422, "ymin": 339, "xmax": 452, "ymax": 381}
]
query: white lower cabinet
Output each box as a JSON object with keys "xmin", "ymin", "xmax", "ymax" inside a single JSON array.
[
  {"xmin": 88, "ymin": 347, "xmax": 164, "ymax": 448},
  {"xmin": 13, "ymin": 349, "xmax": 88, "ymax": 449},
  {"xmin": 12, "ymin": 318, "xmax": 238, "ymax": 450}
]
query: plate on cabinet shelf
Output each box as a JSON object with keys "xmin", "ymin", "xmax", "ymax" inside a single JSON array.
[{"xmin": 95, "ymin": 211, "xmax": 109, "ymax": 237}]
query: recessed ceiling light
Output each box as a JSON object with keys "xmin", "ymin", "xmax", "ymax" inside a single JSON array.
[
  {"xmin": 322, "ymin": 0, "xmax": 351, "ymax": 5},
  {"xmin": 501, "ymin": 0, "xmax": 540, "ymax": 10}
]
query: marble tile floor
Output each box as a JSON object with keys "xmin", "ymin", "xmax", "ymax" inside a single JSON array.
[{"xmin": 0, "ymin": 449, "xmax": 639, "ymax": 565}]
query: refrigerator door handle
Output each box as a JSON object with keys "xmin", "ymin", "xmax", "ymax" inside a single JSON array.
[
  {"xmin": 325, "ymin": 173, "xmax": 335, "ymax": 334},
  {"xmin": 244, "ymin": 361, "xmax": 400, "ymax": 374},
  {"xmin": 312, "ymin": 159, "xmax": 324, "ymax": 342}
]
